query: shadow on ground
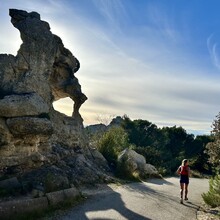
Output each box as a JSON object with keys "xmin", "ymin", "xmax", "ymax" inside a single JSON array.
[
  {"xmin": 45, "ymin": 178, "xmax": 205, "ymax": 220},
  {"xmin": 46, "ymin": 184, "xmax": 152, "ymax": 220}
]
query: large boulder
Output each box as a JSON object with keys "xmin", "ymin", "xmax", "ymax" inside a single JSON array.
[{"xmin": 117, "ymin": 148, "xmax": 161, "ymax": 179}]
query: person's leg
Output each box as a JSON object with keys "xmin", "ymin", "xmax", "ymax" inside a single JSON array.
[
  {"xmin": 180, "ymin": 183, "xmax": 184, "ymax": 203},
  {"xmin": 184, "ymin": 184, "xmax": 188, "ymax": 200}
]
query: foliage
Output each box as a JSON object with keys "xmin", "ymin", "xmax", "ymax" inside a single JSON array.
[
  {"xmin": 206, "ymin": 141, "xmax": 220, "ymax": 167},
  {"xmin": 95, "ymin": 126, "xmax": 129, "ymax": 167},
  {"xmin": 121, "ymin": 116, "xmax": 211, "ymax": 175},
  {"xmin": 122, "ymin": 116, "xmax": 166, "ymax": 148},
  {"xmin": 205, "ymin": 112, "xmax": 220, "ymax": 173},
  {"xmin": 202, "ymin": 174, "xmax": 220, "ymax": 207},
  {"xmin": 186, "ymin": 135, "xmax": 213, "ymax": 174},
  {"xmin": 90, "ymin": 115, "xmax": 212, "ymax": 176}
]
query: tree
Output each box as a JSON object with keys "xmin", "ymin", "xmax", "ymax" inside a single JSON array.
[
  {"xmin": 202, "ymin": 113, "xmax": 220, "ymax": 207},
  {"xmin": 205, "ymin": 112, "xmax": 220, "ymax": 172},
  {"xmin": 160, "ymin": 126, "xmax": 190, "ymax": 173},
  {"xmin": 202, "ymin": 174, "xmax": 220, "ymax": 207},
  {"xmin": 188, "ymin": 135, "xmax": 213, "ymax": 174},
  {"xmin": 122, "ymin": 116, "xmax": 166, "ymax": 149}
]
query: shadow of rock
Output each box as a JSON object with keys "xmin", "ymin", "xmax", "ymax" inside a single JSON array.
[{"xmin": 47, "ymin": 184, "xmax": 152, "ymax": 220}]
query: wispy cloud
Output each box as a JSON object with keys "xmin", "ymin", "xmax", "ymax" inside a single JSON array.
[
  {"xmin": 91, "ymin": 0, "xmax": 128, "ymax": 33},
  {"xmin": 207, "ymin": 33, "xmax": 220, "ymax": 70},
  {"xmin": 146, "ymin": 3, "xmax": 181, "ymax": 43}
]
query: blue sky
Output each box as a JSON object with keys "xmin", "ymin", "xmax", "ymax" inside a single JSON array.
[{"xmin": 1, "ymin": 0, "xmax": 220, "ymax": 135}]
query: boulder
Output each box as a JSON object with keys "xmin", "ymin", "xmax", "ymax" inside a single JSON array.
[
  {"xmin": 117, "ymin": 148, "xmax": 160, "ymax": 179},
  {"xmin": 144, "ymin": 163, "xmax": 161, "ymax": 176}
]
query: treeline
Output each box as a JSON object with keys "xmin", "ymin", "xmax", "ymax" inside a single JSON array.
[
  {"xmin": 121, "ymin": 116, "xmax": 213, "ymax": 175},
  {"xmin": 87, "ymin": 115, "xmax": 213, "ymax": 176}
]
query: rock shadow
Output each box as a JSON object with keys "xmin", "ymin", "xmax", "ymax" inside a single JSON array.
[{"xmin": 50, "ymin": 184, "xmax": 152, "ymax": 220}]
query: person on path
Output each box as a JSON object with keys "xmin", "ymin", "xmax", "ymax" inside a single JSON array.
[{"xmin": 177, "ymin": 159, "xmax": 190, "ymax": 204}]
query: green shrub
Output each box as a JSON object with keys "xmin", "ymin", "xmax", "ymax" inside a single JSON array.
[
  {"xmin": 202, "ymin": 174, "xmax": 220, "ymax": 207},
  {"xmin": 96, "ymin": 126, "xmax": 129, "ymax": 167}
]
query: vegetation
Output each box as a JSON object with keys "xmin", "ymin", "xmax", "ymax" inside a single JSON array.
[
  {"xmin": 89, "ymin": 115, "xmax": 213, "ymax": 177},
  {"xmin": 95, "ymin": 126, "xmax": 130, "ymax": 168},
  {"xmin": 202, "ymin": 174, "xmax": 220, "ymax": 207},
  {"xmin": 121, "ymin": 115, "xmax": 212, "ymax": 175},
  {"xmin": 202, "ymin": 112, "xmax": 220, "ymax": 207},
  {"xmin": 205, "ymin": 112, "xmax": 220, "ymax": 173}
]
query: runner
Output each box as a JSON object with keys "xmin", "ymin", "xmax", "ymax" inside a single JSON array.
[{"xmin": 177, "ymin": 159, "xmax": 190, "ymax": 204}]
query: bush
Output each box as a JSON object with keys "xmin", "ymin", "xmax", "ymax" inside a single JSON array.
[
  {"xmin": 96, "ymin": 126, "xmax": 129, "ymax": 167},
  {"xmin": 202, "ymin": 174, "xmax": 220, "ymax": 207}
]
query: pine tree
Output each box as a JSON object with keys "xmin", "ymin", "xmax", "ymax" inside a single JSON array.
[{"xmin": 202, "ymin": 174, "xmax": 220, "ymax": 207}]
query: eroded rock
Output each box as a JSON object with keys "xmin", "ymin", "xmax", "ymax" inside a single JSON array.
[{"xmin": 0, "ymin": 9, "xmax": 110, "ymax": 191}]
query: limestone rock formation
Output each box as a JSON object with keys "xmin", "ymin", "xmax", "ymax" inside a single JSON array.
[{"xmin": 0, "ymin": 9, "xmax": 111, "ymax": 192}]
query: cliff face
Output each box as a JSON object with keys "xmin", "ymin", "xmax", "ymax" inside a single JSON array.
[{"xmin": 0, "ymin": 9, "xmax": 110, "ymax": 190}]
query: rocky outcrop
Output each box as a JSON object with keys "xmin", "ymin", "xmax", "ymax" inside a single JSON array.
[
  {"xmin": 85, "ymin": 116, "xmax": 124, "ymax": 135},
  {"xmin": 0, "ymin": 9, "xmax": 111, "ymax": 192},
  {"xmin": 117, "ymin": 149, "xmax": 161, "ymax": 179}
]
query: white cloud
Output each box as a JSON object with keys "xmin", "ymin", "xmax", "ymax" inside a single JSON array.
[{"xmin": 207, "ymin": 33, "xmax": 220, "ymax": 70}]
